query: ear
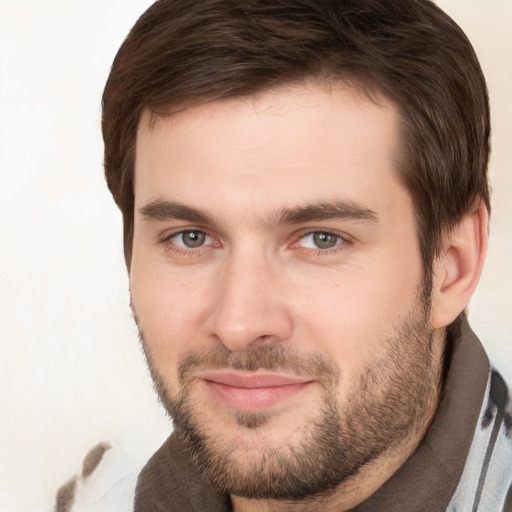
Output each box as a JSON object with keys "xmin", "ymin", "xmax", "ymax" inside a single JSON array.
[{"xmin": 431, "ymin": 201, "xmax": 489, "ymax": 329}]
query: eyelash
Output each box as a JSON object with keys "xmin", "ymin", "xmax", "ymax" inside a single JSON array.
[
  {"xmin": 160, "ymin": 229, "xmax": 219, "ymax": 255},
  {"xmin": 290, "ymin": 230, "xmax": 351, "ymax": 256},
  {"xmin": 159, "ymin": 228, "xmax": 351, "ymax": 257}
]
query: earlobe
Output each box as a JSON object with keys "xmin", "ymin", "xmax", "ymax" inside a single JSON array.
[{"xmin": 431, "ymin": 202, "xmax": 489, "ymax": 329}]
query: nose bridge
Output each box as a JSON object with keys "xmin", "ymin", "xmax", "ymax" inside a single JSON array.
[{"xmin": 208, "ymin": 244, "xmax": 292, "ymax": 351}]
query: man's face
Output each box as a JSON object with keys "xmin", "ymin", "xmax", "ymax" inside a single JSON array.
[{"xmin": 130, "ymin": 83, "xmax": 441, "ymax": 500}]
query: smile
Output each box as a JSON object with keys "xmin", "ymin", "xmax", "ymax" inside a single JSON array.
[{"xmin": 198, "ymin": 371, "xmax": 314, "ymax": 411}]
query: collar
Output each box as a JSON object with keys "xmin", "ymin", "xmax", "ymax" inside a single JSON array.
[{"xmin": 352, "ymin": 314, "xmax": 489, "ymax": 511}]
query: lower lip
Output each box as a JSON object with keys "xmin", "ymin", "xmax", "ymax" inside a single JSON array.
[{"xmin": 204, "ymin": 380, "xmax": 311, "ymax": 411}]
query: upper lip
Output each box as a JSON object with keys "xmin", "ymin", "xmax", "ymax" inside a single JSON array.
[{"xmin": 196, "ymin": 370, "xmax": 313, "ymax": 388}]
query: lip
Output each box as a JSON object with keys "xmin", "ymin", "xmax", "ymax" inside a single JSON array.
[{"xmin": 198, "ymin": 371, "xmax": 313, "ymax": 411}]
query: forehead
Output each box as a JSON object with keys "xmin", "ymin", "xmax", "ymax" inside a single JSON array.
[{"xmin": 134, "ymin": 82, "xmax": 408, "ymax": 223}]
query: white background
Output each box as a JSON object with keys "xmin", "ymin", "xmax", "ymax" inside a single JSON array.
[{"xmin": 0, "ymin": 1, "xmax": 511, "ymax": 510}]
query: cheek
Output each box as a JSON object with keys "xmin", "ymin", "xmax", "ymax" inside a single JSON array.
[
  {"xmin": 293, "ymin": 254, "xmax": 423, "ymax": 377},
  {"xmin": 130, "ymin": 257, "xmax": 212, "ymax": 367}
]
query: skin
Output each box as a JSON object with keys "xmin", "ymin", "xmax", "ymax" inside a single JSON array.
[{"xmin": 130, "ymin": 82, "xmax": 452, "ymax": 511}]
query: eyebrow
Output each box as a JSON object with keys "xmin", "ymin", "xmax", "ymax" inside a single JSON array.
[
  {"xmin": 139, "ymin": 199, "xmax": 378, "ymax": 227},
  {"xmin": 140, "ymin": 200, "xmax": 214, "ymax": 224},
  {"xmin": 269, "ymin": 201, "xmax": 378, "ymax": 227}
]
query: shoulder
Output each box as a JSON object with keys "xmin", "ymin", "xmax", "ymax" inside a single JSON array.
[
  {"xmin": 448, "ymin": 366, "xmax": 512, "ymax": 511},
  {"xmin": 53, "ymin": 442, "xmax": 142, "ymax": 512}
]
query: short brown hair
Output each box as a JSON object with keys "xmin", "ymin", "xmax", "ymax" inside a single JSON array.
[{"xmin": 102, "ymin": 0, "xmax": 490, "ymax": 270}]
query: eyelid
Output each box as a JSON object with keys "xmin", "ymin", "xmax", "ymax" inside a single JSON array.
[
  {"xmin": 289, "ymin": 228, "xmax": 353, "ymax": 251},
  {"xmin": 160, "ymin": 227, "xmax": 221, "ymax": 250},
  {"xmin": 158, "ymin": 226, "xmax": 352, "ymax": 254}
]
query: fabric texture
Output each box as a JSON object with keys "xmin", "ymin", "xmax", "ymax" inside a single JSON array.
[
  {"xmin": 53, "ymin": 317, "xmax": 512, "ymax": 511},
  {"xmin": 50, "ymin": 443, "xmax": 141, "ymax": 512}
]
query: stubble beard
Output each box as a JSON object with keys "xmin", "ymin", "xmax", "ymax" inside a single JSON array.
[{"xmin": 136, "ymin": 284, "xmax": 440, "ymax": 501}]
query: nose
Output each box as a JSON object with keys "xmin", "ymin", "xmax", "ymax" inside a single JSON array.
[{"xmin": 205, "ymin": 249, "xmax": 294, "ymax": 352}]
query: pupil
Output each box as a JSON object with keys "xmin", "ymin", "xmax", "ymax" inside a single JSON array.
[
  {"xmin": 313, "ymin": 232, "xmax": 337, "ymax": 249},
  {"xmin": 183, "ymin": 231, "xmax": 205, "ymax": 248}
]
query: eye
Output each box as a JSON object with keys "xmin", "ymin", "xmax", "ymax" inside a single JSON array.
[
  {"xmin": 298, "ymin": 231, "xmax": 345, "ymax": 250},
  {"xmin": 169, "ymin": 230, "xmax": 214, "ymax": 249}
]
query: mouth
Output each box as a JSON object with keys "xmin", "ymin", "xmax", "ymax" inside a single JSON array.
[{"xmin": 197, "ymin": 371, "xmax": 314, "ymax": 411}]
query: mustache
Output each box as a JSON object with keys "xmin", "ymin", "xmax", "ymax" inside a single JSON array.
[{"xmin": 178, "ymin": 344, "xmax": 340, "ymax": 388}]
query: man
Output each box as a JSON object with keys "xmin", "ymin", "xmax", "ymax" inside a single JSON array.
[{"xmin": 60, "ymin": 0, "xmax": 511, "ymax": 510}]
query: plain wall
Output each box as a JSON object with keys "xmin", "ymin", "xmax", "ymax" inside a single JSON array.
[{"xmin": 0, "ymin": 1, "xmax": 510, "ymax": 510}]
